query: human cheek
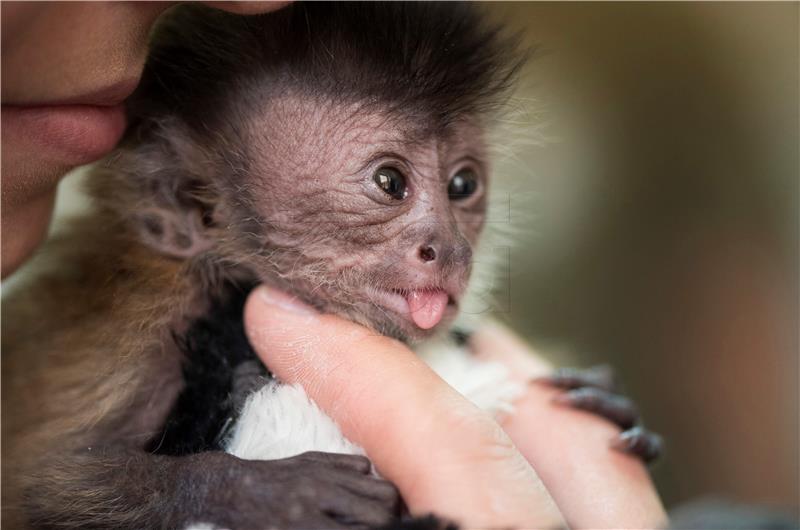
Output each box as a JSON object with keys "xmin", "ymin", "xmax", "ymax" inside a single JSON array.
[{"xmin": 1, "ymin": 3, "xmax": 166, "ymax": 105}]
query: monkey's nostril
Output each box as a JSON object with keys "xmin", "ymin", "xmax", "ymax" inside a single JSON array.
[{"xmin": 419, "ymin": 245, "xmax": 437, "ymax": 263}]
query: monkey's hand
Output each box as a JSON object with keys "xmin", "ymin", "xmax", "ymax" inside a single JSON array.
[
  {"xmin": 536, "ymin": 365, "xmax": 664, "ymax": 463},
  {"xmin": 178, "ymin": 451, "xmax": 400, "ymax": 529}
]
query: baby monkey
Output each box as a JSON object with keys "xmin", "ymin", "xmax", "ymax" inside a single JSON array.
[{"xmin": 2, "ymin": 3, "xmax": 660, "ymax": 529}]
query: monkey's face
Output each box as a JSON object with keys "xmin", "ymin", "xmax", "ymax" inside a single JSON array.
[{"xmin": 236, "ymin": 98, "xmax": 488, "ymax": 343}]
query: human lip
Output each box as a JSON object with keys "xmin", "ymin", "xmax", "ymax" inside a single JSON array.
[
  {"xmin": 1, "ymin": 78, "xmax": 137, "ymax": 166},
  {"xmin": 2, "ymin": 103, "xmax": 127, "ymax": 167}
]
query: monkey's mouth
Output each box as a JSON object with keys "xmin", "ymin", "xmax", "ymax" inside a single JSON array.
[{"xmin": 369, "ymin": 287, "xmax": 457, "ymax": 330}]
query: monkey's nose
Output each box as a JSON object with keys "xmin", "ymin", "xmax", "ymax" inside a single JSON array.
[{"xmin": 418, "ymin": 245, "xmax": 437, "ymax": 263}]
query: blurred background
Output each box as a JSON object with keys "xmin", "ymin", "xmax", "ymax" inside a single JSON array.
[
  {"xmin": 481, "ymin": 1, "xmax": 799, "ymax": 519},
  {"xmin": 35, "ymin": 0, "xmax": 798, "ymax": 523}
]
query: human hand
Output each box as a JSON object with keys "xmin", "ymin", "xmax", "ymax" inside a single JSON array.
[
  {"xmin": 245, "ymin": 284, "xmax": 669, "ymax": 528},
  {"xmin": 244, "ymin": 285, "xmax": 566, "ymax": 529}
]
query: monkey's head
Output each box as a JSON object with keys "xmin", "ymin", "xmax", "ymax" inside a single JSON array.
[
  {"xmin": 234, "ymin": 96, "xmax": 488, "ymax": 341},
  {"xmin": 101, "ymin": 3, "xmax": 523, "ymax": 343}
]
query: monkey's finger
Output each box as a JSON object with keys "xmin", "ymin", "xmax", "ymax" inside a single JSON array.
[
  {"xmin": 611, "ymin": 426, "xmax": 664, "ymax": 464},
  {"xmin": 306, "ymin": 515, "xmax": 352, "ymax": 530},
  {"xmin": 552, "ymin": 387, "xmax": 638, "ymax": 430},
  {"xmin": 319, "ymin": 485, "xmax": 399, "ymax": 527},
  {"xmin": 312, "ymin": 464, "xmax": 400, "ymax": 504},
  {"xmin": 336, "ymin": 475, "xmax": 400, "ymax": 504},
  {"xmin": 377, "ymin": 515, "xmax": 456, "ymax": 530},
  {"xmin": 535, "ymin": 365, "xmax": 617, "ymax": 392},
  {"xmin": 293, "ymin": 451, "xmax": 372, "ymax": 474},
  {"xmin": 472, "ymin": 322, "xmax": 667, "ymax": 528}
]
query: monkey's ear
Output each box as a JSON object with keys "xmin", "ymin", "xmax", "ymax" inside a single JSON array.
[{"xmin": 132, "ymin": 207, "xmax": 214, "ymax": 259}]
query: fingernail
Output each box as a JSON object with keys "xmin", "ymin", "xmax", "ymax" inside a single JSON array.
[{"xmin": 255, "ymin": 285, "xmax": 317, "ymax": 316}]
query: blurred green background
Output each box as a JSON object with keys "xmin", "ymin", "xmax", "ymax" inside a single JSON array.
[{"xmin": 483, "ymin": 1, "xmax": 798, "ymax": 517}]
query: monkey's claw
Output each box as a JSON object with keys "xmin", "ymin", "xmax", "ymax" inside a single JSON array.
[
  {"xmin": 612, "ymin": 426, "xmax": 664, "ymax": 463},
  {"xmin": 552, "ymin": 387, "xmax": 638, "ymax": 429},
  {"xmin": 538, "ymin": 365, "xmax": 663, "ymax": 464}
]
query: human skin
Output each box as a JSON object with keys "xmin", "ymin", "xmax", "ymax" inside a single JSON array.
[
  {"xmin": 472, "ymin": 322, "xmax": 668, "ymax": 529},
  {"xmin": 245, "ymin": 284, "xmax": 668, "ymax": 528},
  {"xmin": 0, "ymin": 1, "xmax": 287, "ymax": 277}
]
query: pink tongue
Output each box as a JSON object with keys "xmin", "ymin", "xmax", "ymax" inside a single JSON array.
[{"xmin": 405, "ymin": 290, "xmax": 449, "ymax": 330}]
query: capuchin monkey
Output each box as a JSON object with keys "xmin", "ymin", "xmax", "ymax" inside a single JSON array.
[{"xmin": 2, "ymin": 3, "xmax": 662, "ymax": 529}]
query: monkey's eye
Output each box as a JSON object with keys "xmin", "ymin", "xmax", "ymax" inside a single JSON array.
[
  {"xmin": 448, "ymin": 169, "xmax": 479, "ymax": 201},
  {"xmin": 373, "ymin": 167, "xmax": 408, "ymax": 200}
]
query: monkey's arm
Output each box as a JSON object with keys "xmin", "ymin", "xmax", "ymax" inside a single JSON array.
[
  {"xmin": 26, "ymin": 447, "xmax": 398, "ymax": 530},
  {"xmin": 1, "ymin": 234, "xmax": 400, "ymax": 530}
]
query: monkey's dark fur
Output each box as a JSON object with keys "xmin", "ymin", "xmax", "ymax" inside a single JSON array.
[
  {"xmin": 132, "ymin": 2, "xmax": 520, "ymax": 137},
  {"xmin": 148, "ymin": 282, "xmax": 266, "ymax": 457},
  {"xmin": 148, "ymin": 282, "xmax": 472, "ymax": 460},
  {"xmin": 2, "ymin": 3, "xmax": 523, "ymax": 529}
]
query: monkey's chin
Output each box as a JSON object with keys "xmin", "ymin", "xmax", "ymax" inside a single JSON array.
[
  {"xmin": 357, "ymin": 288, "xmax": 459, "ymax": 345},
  {"xmin": 363, "ymin": 309, "xmax": 457, "ymax": 345},
  {"xmin": 277, "ymin": 283, "xmax": 458, "ymax": 344}
]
